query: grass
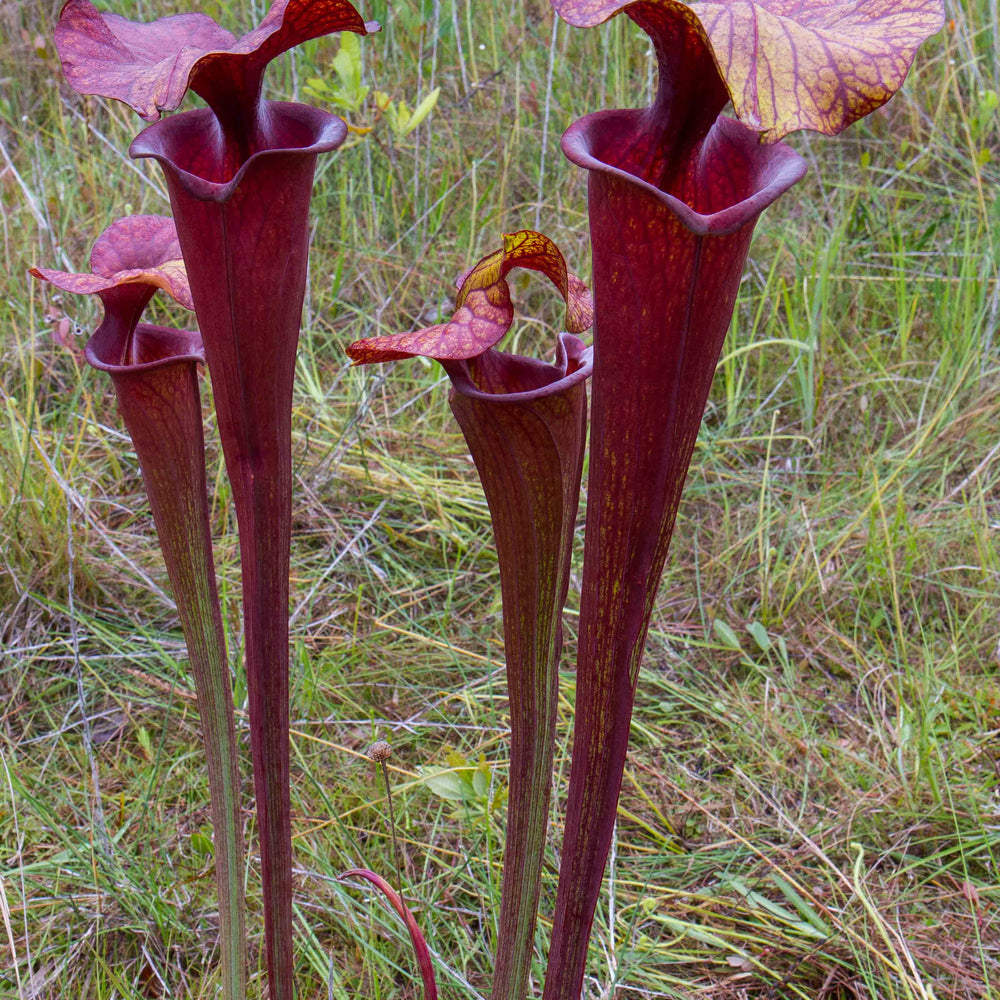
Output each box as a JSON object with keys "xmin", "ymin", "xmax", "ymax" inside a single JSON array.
[{"xmin": 1, "ymin": 0, "xmax": 999, "ymax": 997}]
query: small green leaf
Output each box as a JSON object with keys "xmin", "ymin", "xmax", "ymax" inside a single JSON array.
[
  {"xmin": 746, "ymin": 621, "xmax": 770, "ymax": 654},
  {"xmin": 775, "ymin": 636, "xmax": 790, "ymax": 667},
  {"xmin": 304, "ymin": 76, "xmax": 332, "ymax": 95},
  {"xmin": 713, "ymin": 619, "xmax": 743, "ymax": 652},
  {"xmin": 403, "ymin": 86, "xmax": 440, "ymax": 135},
  {"xmin": 385, "ymin": 99, "xmax": 406, "ymax": 135},
  {"xmin": 472, "ymin": 759, "xmax": 490, "ymax": 799},
  {"xmin": 489, "ymin": 784, "xmax": 508, "ymax": 815},
  {"xmin": 191, "ymin": 829, "xmax": 214, "ymax": 857}
]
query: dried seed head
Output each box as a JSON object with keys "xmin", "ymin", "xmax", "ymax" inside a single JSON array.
[{"xmin": 367, "ymin": 740, "xmax": 392, "ymax": 763}]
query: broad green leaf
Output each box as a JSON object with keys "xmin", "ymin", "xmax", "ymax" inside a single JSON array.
[{"xmin": 419, "ymin": 767, "xmax": 468, "ymax": 802}]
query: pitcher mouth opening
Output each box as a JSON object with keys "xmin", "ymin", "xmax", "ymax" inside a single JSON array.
[
  {"xmin": 130, "ymin": 101, "xmax": 347, "ymax": 199},
  {"xmin": 87, "ymin": 311, "xmax": 205, "ymax": 374},
  {"xmin": 562, "ymin": 110, "xmax": 807, "ymax": 237},
  {"xmin": 443, "ymin": 334, "xmax": 594, "ymax": 403}
]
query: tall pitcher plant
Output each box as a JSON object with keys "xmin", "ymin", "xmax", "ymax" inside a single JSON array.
[
  {"xmin": 41, "ymin": 2, "xmax": 378, "ymax": 999},
  {"xmin": 350, "ymin": 1, "xmax": 942, "ymax": 998},
  {"xmin": 543, "ymin": 1, "xmax": 944, "ymax": 997}
]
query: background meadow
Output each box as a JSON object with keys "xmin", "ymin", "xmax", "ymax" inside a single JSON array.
[{"xmin": 1, "ymin": 0, "xmax": 998, "ymax": 997}]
